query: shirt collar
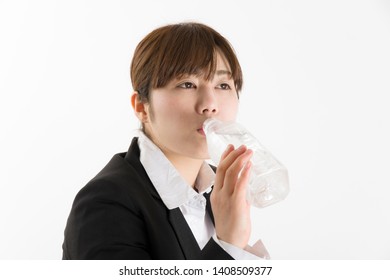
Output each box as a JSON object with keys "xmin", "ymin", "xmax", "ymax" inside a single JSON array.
[{"xmin": 137, "ymin": 131, "xmax": 215, "ymax": 210}]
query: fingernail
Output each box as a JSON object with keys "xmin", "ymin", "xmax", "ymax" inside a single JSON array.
[{"xmin": 238, "ymin": 145, "xmax": 246, "ymax": 151}]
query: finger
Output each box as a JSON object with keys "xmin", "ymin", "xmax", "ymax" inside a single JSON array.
[
  {"xmin": 223, "ymin": 149, "xmax": 253, "ymax": 195},
  {"xmin": 213, "ymin": 144, "xmax": 235, "ymax": 191},
  {"xmin": 218, "ymin": 145, "xmax": 247, "ymax": 174},
  {"xmin": 215, "ymin": 145, "xmax": 248, "ymax": 191},
  {"xmin": 235, "ymin": 160, "xmax": 252, "ymax": 201},
  {"xmin": 220, "ymin": 144, "xmax": 234, "ymax": 161}
]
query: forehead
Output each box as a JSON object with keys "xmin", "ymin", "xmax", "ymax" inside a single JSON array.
[
  {"xmin": 174, "ymin": 52, "xmax": 232, "ymax": 80},
  {"xmin": 215, "ymin": 52, "xmax": 231, "ymax": 71}
]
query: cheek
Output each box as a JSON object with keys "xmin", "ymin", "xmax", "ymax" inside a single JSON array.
[
  {"xmin": 151, "ymin": 95, "xmax": 187, "ymax": 122},
  {"xmin": 219, "ymin": 96, "xmax": 239, "ymax": 120}
]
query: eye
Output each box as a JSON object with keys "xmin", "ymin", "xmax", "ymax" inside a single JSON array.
[
  {"xmin": 178, "ymin": 82, "xmax": 196, "ymax": 89},
  {"xmin": 217, "ymin": 83, "xmax": 232, "ymax": 90}
]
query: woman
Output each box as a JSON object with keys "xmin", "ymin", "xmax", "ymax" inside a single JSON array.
[{"xmin": 62, "ymin": 22, "xmax": 269, "ymax": 260}]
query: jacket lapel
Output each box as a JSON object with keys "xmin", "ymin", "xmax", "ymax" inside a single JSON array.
[
  {"xmin": 124, "ymin": 138, "xmax": 202, "ymax": 259},
  {"xmin": 168, "ymin": 207, "xmax": 201, "ymax": 259}
]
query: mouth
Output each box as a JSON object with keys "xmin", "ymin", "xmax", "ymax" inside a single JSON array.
[{"xmin": 197, "ymin": 128, "xmax": 206, "ymax": 136}]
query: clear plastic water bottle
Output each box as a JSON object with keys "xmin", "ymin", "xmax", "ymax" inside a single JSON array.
[{"xmin": 203, "ymin": 118, "xmax": 289, "ymax": 208}]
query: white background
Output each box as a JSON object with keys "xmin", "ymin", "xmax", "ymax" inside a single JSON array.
[{"xmin": 0, "ymin": 0, "xmax": 389, "ymax": 259}]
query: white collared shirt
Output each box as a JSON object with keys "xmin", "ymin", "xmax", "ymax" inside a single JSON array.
[{"xmin": 137, "ymin": 131, "xmax": 269, "ymax": 259}]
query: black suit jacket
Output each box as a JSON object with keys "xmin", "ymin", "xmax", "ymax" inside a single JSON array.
[{"xmin": 62, "ymin": 137, "xmax": 233, "ymax": 260}]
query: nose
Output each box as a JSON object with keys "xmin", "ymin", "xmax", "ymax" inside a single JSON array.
[{"xmin": 196, "ymin": 85, "xmax": 218, "ymax": 116}]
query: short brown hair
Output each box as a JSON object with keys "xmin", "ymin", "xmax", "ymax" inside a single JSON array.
[{"xmin": 130, "ymin": 22, "xmax": 243, "ymax": 102}]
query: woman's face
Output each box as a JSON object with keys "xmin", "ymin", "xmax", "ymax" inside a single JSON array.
[{"xmin": 143, "ymin": 52, "xmax": 239, "ymax": 160}]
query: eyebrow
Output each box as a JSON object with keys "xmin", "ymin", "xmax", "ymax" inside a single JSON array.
[{"xmin": 216, "ymin": 70, "xmax": 232, "ymax": 76}]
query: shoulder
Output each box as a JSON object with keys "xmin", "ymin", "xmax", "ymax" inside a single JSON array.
[{"xmin": 71, "ymin": 137, "xmax": 157, "ymax": 212}]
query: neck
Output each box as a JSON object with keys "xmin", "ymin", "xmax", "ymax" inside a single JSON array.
[
  {"xmin": 142, "ymin": 129, "xmax": 204, "ymax": 188},
  {"xmin": 164, "ymin": 152, "xmax": 203, "ymax": 188}
]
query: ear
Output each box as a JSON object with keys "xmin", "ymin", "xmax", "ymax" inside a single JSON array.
[{"xmin": 131, "ymin": 91, "xmax": 149, "ymax": 123}]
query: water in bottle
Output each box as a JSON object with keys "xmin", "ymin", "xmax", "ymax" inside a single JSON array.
[{"xmin": 203, "ymin": 118, "xmax": 289, "ymax": 208}]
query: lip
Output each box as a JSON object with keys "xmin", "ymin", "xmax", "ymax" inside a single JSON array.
[{"xmin": 197, "ymin": 128, "xmax": 206, "ymax": 136}]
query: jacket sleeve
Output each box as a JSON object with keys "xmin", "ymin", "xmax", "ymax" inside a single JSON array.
[{"xmin": 201, "ymin": 238, "xmax": 234, "ymax": 260}]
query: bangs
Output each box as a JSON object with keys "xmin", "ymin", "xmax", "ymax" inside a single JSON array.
[{"xmin": 150, "ymin": 23, "xmax": 242, "ymax": 91}]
